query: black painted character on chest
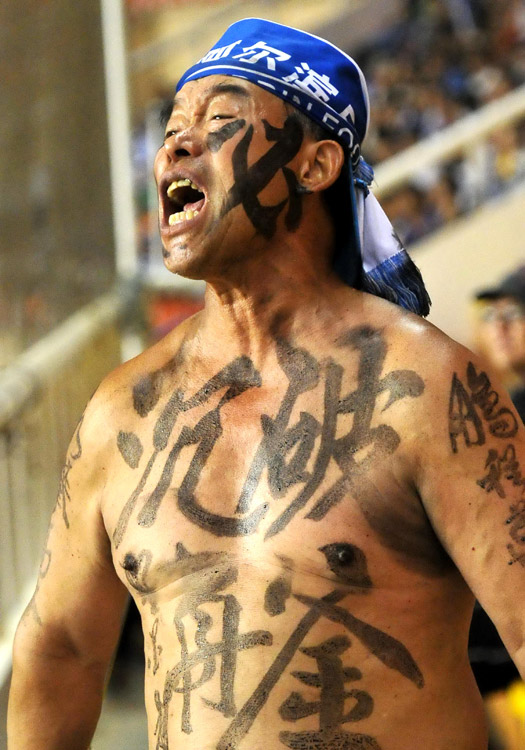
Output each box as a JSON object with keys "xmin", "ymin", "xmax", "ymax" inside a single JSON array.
[
  {"xmin": 219, "ymin": 115, "xmax": 306, "ymax": 238},
  {"xmin": 140, "ymin": 542, "xmax": 423, "ymax": 750},
  {"xmin": 113, "ymin": 326, "xmax": 424, "ymax": 550}
]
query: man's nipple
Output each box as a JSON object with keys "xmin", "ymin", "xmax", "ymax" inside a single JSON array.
[
  {"xmin": 319, "ymin": 542, "xmax": 373, "ymax": 589},
  {"xmin": 122, "ymin": 552, "xmax": 139, "ymax": 574}
]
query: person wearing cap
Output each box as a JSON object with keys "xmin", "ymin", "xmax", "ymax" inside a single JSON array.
[
  {"xmin": 475, "ymin": 266, "xmax": 525, "ymax": 420},
  {"xmin": 8, "ymin": 18, "xmax": 525, "ymax": 750},
  {"xmin": 468, "ymin": 266, "xmax": 525, "ymax": 749}
]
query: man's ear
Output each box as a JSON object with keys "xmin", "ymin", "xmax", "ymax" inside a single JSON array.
[{"xmin": 298, "ymin": 139, "xmax": 345, "ymax": 193}]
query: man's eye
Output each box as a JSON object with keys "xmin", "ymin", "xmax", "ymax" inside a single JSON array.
[
  {"xmin": 164, "ymin": 130, "xmax": 178, "ymax": 141},
  {"xmin": 211, "ymin": 114, "xmax": 232, "ymax": 121}
]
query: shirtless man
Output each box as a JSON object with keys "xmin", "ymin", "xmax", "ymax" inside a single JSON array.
[{"xmin": 8, "ymin": 18, "xmax": 525, "ymax": 750}]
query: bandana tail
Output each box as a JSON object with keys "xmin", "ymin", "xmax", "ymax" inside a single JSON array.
[{"xmin": 354, "ymin": 160, "xmax": 431, "ymax": 317}]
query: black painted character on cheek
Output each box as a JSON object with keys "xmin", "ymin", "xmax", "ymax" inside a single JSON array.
[
  {"xmin": 206, "ymin": 119, "xmax": 246, "ymax": 154},
  {"xmin": 221, "ymin": 115, "xmax": 306, "ymax": 238}
]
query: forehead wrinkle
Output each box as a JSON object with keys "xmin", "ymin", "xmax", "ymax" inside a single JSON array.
[
  {"xmin": 172, "ymin": 80, "xmax": 253, "ymax": 117},
  {"xmin": 205, "ymin": 81, "xmax": 253, "ymax": 100}
]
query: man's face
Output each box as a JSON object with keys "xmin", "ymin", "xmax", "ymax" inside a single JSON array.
[
  {"xmin": 478, "ymin": 296, "xmax": 525, "ymax": 375},
  {"xmin": 154, "ymin": 75, "xmax": 309, "ymax": 280}
]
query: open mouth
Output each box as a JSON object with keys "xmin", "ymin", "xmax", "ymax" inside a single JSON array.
[{"xmin": 166, "ymin": 178, "xmax": 206, "ymax": 226}]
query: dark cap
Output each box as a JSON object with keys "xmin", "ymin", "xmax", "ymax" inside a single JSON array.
[{"xmin": 476, "ymin": 265, "xmax": 525, "ymax": 304}]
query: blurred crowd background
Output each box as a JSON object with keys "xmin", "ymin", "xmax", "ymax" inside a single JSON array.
[
  {"xmin": 360, "ymin": 0, "xmax": 525, "ymax": 243},
  {"xmin": 1, "ymin": 1, "xmax": 525, "ymax": 748}
]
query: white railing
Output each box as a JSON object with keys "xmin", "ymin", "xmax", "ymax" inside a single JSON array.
[
  {"xmin": 0, "ymin": 290, "xmax": 126, "ymax": 684},
  {"xmin": 373, "ymin": 84, "xmax": 525, "ymax": 199}
]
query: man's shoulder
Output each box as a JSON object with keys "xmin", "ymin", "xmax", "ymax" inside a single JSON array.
[
  {"xmin": 343, "ymin": 293, "xmax": 498, "ymax": 423},
  {"xmin": 84, "ymin": 315, "xmax": 197, "ymax": 434},
  {"xmin": 347, "ymin": 291, "xmax": 469, "ymax": 371}
]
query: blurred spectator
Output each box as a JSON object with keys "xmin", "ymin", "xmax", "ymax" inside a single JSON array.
[
  {"xmin": 425, "ymin": 172, "xmax": 460, "ymax": 223},
  {"xmin": 490, "ymin": 125, "xmax": 525, "ymax": 190},
  {"xmin": 470, "ymin": 264, "xmax": 525, "ymax": 750},
  {"xmin": 381, "ymin": 184, "xmax": 438, "ymax": 244},
  {"xmin": 382, "ymin": 169, "xmax": 460, "ymax": 244},
  {"xmin": 361, "ymin": 0, "xmax": 523, "ymax": 164},
  {"xmin": 474, "ymin": 265, "xmax": 525, "ymax": 415}
]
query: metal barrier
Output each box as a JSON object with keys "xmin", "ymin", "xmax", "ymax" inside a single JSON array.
[{"xmin": 0, "ymin": 290, "xmax": 126, "ymax": 683}]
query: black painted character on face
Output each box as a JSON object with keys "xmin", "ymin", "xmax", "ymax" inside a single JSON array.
[
  {"xmin": 220, "ymin": 115, "xmax": 306, "ymax": 238},
  {"xmin": 156, "ymin": 79, "xmax": 310, "ymax": 271}
]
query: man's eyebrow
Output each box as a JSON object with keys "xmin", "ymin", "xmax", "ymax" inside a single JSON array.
[
  {"xmin": 205, "ymin": 82, "xmax": 252, "ymax": 100},
  {"xmin": 162, "ymin": 82, "xmax": 251, "ymax": 130}
]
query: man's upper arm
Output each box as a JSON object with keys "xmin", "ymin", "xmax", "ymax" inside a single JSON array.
[
  {"xmin": 414, "ymin": 346, "xmax": 525, "ymax": 667},
  {"xmin": 16, "ymin": 390, "xmax": 128, "ymax": 667}
]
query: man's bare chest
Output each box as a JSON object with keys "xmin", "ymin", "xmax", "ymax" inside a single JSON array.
[
  {"xmin": 100, "ymin": 328, "xmax": 468, "ymax": 750},
  {"xmin": 103, "ymin": 327, "xmax": 449, "ymax": 583}
]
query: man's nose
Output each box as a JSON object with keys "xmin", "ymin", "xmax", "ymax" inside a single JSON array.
[{"xmin": 163, "ymin": 127, "xmax": 204, "ymax": 161}]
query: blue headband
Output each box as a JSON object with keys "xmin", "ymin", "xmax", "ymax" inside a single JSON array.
[
  {"xmin": 175, "ymin": 18, "xmax": 430, "ymax": 317},
  {"xmin": 176, "ymin": 17, "xmax": 369, "ymax": 161}
]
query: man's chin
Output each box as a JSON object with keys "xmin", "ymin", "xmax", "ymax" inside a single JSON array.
[{"xmin": 161, "ymin": 247, "xmax": 210, "ymax": 281}]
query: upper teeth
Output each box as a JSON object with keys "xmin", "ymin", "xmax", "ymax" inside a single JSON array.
[{"xmin": 167, "ymin": 178, "xmax": 201, "ymax": 198}]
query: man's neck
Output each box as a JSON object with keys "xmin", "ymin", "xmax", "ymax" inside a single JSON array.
[{"xmin": 195, "ymin": 253, "xmax": 352, "ymax": 367}]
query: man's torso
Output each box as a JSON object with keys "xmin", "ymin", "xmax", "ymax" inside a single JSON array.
[{"xmin": 100, "ymin": 309, "xmax": 487, "ymax": 750}]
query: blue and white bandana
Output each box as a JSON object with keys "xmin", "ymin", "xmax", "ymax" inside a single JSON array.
[
  {"xmin": 176, "ymin": 17, "xmax": 368, "ymax": 162},
  {"xmin": 176, "ymin": 18, "xmax": 430, "ymax": 317}
]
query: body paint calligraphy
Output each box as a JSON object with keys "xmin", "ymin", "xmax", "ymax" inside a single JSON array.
[
  {"xmin": 449, "ymin": 362, "xmax": 518, "ymax": 453},
  {"xmin": 221, "ymin": 116, "xmax": 305, "ymax": 238},
  {"xmin": 114, "ymin": 328, "xmax": 428, "ymax": 571},
  {"xmin": 207, "ymin": 119, "xmax": 246, "ymax": 153},
  {"xmin": 56, "ymin": 414, "xmax": 84, "ymax": 528},
  {"xmin": 153, "ymin": 545, "xmax": 272, "ymax": 745},
  {"xmin": 113, "ymin": 356, "xmax": 263, "ymax": 546},
  {"xmin": 216, "ymin": 583, "xmax": 423, "ymax": 749},
  {"xmin": 477, "ymin": 443, "xmax": 525, "ymax": 567},
  {"xmin": 279, "ymin": 635, "xmax": 379, "ymax": 750},
  {"xmin": 149, "ymin": 543, "xmax": 422, "ymax": 749}
]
